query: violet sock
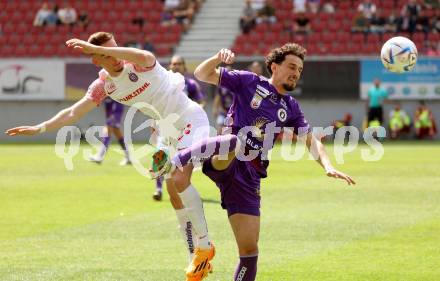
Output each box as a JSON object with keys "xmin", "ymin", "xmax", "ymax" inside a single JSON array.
[
  {"xmin": 98, "ymin": 136, "xmax": 111, "ymax": 158},
  {"xmin": 173, "ymin": 134, "xmax": 238, "ymax": 167},
  {"xmin": 233, "ymin": 255, "xmax": 258, "ymax": 281},
  {"xmin": 156, "ymin": 176, "xmax": 163, "ymax": 192},
  {"xmin": 118, "ymin": 137, "xmax": 129, "ymax": 159}
]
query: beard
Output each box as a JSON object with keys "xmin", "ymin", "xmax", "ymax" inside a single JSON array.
[{"xmin": 282, "ymin": 82, "xmax": 295, "ymax": 92}]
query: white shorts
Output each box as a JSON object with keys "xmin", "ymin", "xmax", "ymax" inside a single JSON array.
[{"xmin": 155, "ymin": 104, "xmax": 210, "ymax": 152}]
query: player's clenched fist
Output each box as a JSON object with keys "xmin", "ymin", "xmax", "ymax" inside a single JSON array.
[{"xmin": 217, "ymin": 49, "xmax": 235, "ymax": 65}]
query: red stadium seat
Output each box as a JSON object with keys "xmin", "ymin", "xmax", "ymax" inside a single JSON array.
[
  {"xmin": 412, "ymin": 32, "xmax": 425, "ymax": 42},
  {"xmin": 156, "ymin": 45, "xmax": 171, "ymax": 57},
  {"xmin": 336, "ymin": 32, "xmax": 350, "ymax": 42},
  {"xmin": 351, "ymin": 33, "xmax": 365, "ymax": 44},
  {"xmin": 367, "ymin": 33, "xmax": 380, "ymax": 44},
  {"xmin": 428, "ymin": 33, "xmax": 439, "ymax": 42},
  {"xmin": 0, "ymin": 45, "xmax": 14, "ymax": 57},
  {"xmin": 307, "ymin": 33, "xmax": 321, "ymax": 45},
  {"xmin": 270, "ymin": 22, "xmax": 283, "ymax": 33},
  {"xmin": 14, "ymin": 45, "xmax": 27, "ymax": 57}
]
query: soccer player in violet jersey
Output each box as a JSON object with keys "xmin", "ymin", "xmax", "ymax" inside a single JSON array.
[
  {"xmin": 88, "ymin": 97, "xmax": 131, "ymax": 165},
  {"xmin": 157, "ymin": 44, "xmax": 356, "ymax": 281},
  {"xmin": 6, "ymin": 32, "xmax": 214, "ymax": 281}
]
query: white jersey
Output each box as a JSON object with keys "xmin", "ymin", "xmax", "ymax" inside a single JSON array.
[{"xmin": 86, "ymin": 61, "xmax": 198, "ymax": 126}]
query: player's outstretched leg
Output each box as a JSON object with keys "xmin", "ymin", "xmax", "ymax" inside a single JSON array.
[
  {"xmin": 173, "ymin": 134, "xmax": 238, "ymax": 168},
  {"xmin": 149, "ymin": 134, "xmax": 238, "ymax": 179}
]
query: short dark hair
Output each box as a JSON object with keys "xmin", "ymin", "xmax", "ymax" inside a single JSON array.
[
  {"xmin": 265, "ymin": 43, "xmax": 306, "ymax": 75},
  {"xmin": 88, "ymin": 32, "xmax": 114, "ymax": 46}
]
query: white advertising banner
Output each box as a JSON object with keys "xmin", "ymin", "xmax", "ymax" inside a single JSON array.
[
  {"xmin": 360, "ymin": 58, "xmax": 440, "ymax": 100},
  {"xmin": 0, "ymin": 59, "xmax": 65, "ymax": 100}
]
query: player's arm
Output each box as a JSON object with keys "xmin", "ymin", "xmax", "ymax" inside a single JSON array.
[
  {"xmin": 66, "ymin": 38, "xmax": 155, "ymax": 68},
  {"xmin": 305, "ymin": 133, "xmax": 356, "ymax": 185},
  {"xmin": 5, "ymin": 97, "xmax": 96, "ymax": 136},
  {"xmin": 194, "ymin": 48, "xmax": 235, "ymax": 85}
]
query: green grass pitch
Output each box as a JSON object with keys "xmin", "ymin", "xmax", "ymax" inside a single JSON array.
[{"xmin": 1, "ymin": 142, "xmax": 439, "ymax": 281}]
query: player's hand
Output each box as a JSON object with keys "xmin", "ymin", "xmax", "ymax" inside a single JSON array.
[
  {"xmin": 325, "ymin": 167, "xmax": 356, "ymax": 186},
  {"xmin": 5, "ymin": 126, "xmax": 41, "ymax": 136},
  {"xmin": 217, "ymin": 48, "xmax": 235, "ymax": 65},
  {"xmin": 65, "ymin": 38, "xmax": 97, "ymax": 55}
]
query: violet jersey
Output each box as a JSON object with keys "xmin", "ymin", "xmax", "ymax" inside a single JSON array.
[
  {"xmin": 217, "ymin": 86, "xmax": 234, "ymax": 113},
  {"xmin": 184, "ymin": 77, "xmax": 205, "ymax": 104},
  {"xmin": 103, "ymin": 97, "xmax": 124, "ymax": 127},
  {"xmin": 85, "ymin": 61, "xmax": 200, "ymax": 129},
  {"xmin": 219, "ymin": 68, "xmax": 310, "ymax": 176}
]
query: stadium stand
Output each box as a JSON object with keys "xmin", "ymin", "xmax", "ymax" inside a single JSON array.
[
  {"xmin": 232, "ymin": 0, "xmax": 440, "ymax": 56},
  {"xmin": 0, "ymin": 0, "xmax": 195, "ymax": 58}
]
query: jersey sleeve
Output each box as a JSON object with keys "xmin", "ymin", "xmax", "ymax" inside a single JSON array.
[
  {"xmin": 286, "ymin": 99, "xmax": 311, "ymax": 135},
  {"xmin": 187, "ymin": 79, "xmax": 205, "ymax": 103},
  {"xmin": 219, "ymin": 67, "xmax": 256, "ymax": 93},
  {"xmin": 85, "ymin": 78, "xmax": 107, "ymax": 106}
]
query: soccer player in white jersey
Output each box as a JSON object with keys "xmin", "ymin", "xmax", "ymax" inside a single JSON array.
[{"xmin": 5, "ymin": 32, "xmax": 214, "ymax": 281}]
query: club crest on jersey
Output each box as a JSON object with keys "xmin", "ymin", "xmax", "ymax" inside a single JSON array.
[
  {"xmin": 105, "ymin": 81, "xmax": 116, "ymax": 95},
  {"xmin": 277, "ymin": 108, "xmax": 287, "ymax": 122},
  {"xmin": 128, "ymin": 72, "xmax": 138, "ymax": 82}
]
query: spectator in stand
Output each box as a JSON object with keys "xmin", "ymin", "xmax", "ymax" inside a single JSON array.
[
  {"xmin": 293, "ymin": 12, "xmax": 311, "ymax": 34},
  {"xmin": 321, "ymin": 1, "xmax": 335, "ymax": 13},
  {"xmin": 415, "ymin": 9, "xmax": 431, "ymax": 35},
  {"xmin": 385, "ymin": 12, "xmax": 399, "ymax": 32},
  {"xmin": 164, "ymin": 0, "xmax": 180, "ymax": 11},
  {"xmin": 252, "ymin": 0, "xmax": 266, "ymax": 11},
  {"xmin": 240, "ymin": 0, "xmax": 256, "ymax": 34},
  {"xmin": 33, "ymin": 2, "xmax": 52, "ymax": 26},
  {"xmin": 77, "ymin": 10, "xmax": 89, "ymax": 29},
  {"xmin": 400, "ymin": 0, "xmax": 421, "ymax": 33},
  {"xmin": 414, "ymin": 101, "xmax": 437, "ymax": 139},
  {"xmin": 142, "ymin": 35, "xmax": 155, "ymax": 53},
  {"xmin": 357, "ymin": 0, "xmax": 377, "ymax": 20},
  {"xmin": 370, "ymin": 10, "xmax": 386, "ymax": 33},
  {"xmin": 431, "ymin": 9, "xmax": 440, "ymax": 33},
  {"xmin": 51, "ymin": 4, "xmax": 61, "ymax": 25},
  {"xmin": 293, "ymin": 0, "xmax": 307, "ymax": 13},
  {"xmin": 173, "ymin": 0, "xmax": 195, "ymax": 31},
  {"xmin": 352, "ymin": 11, "xmax": 370, "ymax": 33},
  {"xmin": 308, "ymin": 0, "xmax": 320, "ymax": 14},
  {"xmin": 398, "ymin": 10, "xmax": 417, "ymax": 33},
  {"xmin": 256, "ymin": 0, "xmax": 276, "ymax": 24},
  {"xmin": 58, "ymin": 4, "xmax": 77, "ymax": 26}
]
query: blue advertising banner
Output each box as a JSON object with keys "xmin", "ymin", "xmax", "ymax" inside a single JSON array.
[{"xmin": 360, "ymin": 58, "xmax": 440, "ymax": 100}]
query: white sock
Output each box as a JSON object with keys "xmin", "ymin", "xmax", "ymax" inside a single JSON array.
[
  {"xmin": 178, "ymin": 185, "xmax": 211, "ymax": 249},
  {"xmin": 175, "ymin": 209, "xmax": 196, "ymax": 262}
]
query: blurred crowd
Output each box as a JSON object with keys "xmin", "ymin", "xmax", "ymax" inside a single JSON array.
[{"xmin": 239, "ymin": 0, "xmax": 440, "ymax": 55}]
